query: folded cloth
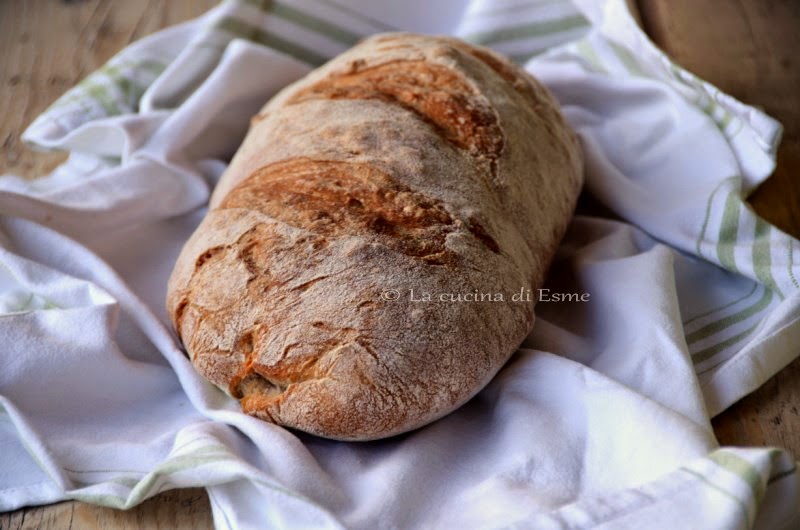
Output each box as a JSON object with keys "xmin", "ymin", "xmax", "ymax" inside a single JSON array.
[{"xmin": 1, "ymin": 0, "xmax": 799, "ymax": 528}]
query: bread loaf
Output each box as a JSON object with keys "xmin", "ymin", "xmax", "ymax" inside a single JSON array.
[{"xmin": 166, "ymin": 33, "xmax": 582, "ymax": 441}]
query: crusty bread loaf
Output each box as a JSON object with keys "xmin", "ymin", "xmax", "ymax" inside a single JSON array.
[{"xmin": 166, "ymin": 33, "xmax": 582, "ymax": 441}]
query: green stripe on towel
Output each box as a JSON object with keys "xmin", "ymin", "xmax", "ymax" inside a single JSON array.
[
  {"xmin": 213, "ymin": 17, "xmax": 331, "ymax": 65},
  {"xmin": 465, "ymin": 14, "xmax": 587, "ymax": 46},
  {"xmin": 709, "ymin": 450, "xmax": 766, "ymax": 505},
  {"xmin": 574, "ymin": 39, "xmax": 606, "ymax": 73},
  {"xmin": 683, "ymin": 282, "xmax": 758, "ymax": 327},
  {"xmin": 242, "ymin": 0, "xmax": 361, "ymax": 45},
  {"xmin": 716, "ymin": 190, "xmax": 741, "ymax": 272},
  {"xmin": 49, "ymin": 59, "xmax": 165, "ymax": 117},
  {"xmin": 467, "ymin": 0, "xmax": 572, "ymax": 19},
  {"xmin": 608, "ymin": 40, "xmax": 645, "ymax": 76},
  {"xmin": 696, "ymin": 177, "xmax": 734, "ymax": 258},
  {"xmin": 686, "ymin": 287, "xmax": 772, "ymax": 344},
  {"xmin": 753, "ymin": 218, "xmax": 783, "ymax": 298},
  {"xmin": 692, "ymin": 321, "xmax": 759, "ymax": 365}
]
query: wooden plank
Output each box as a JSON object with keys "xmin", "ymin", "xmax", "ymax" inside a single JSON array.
[{"xmin": 0, "ymin": 489, "xmax": 211, "ymax": 530}]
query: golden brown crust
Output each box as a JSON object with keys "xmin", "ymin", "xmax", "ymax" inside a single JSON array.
[
  {"xmin": 288, "ymin": 60, "xmax": 504, "ymax": 162},
  {"xmin": 166, "ymin": 33, "xmax": 583, "ymax": 440}
]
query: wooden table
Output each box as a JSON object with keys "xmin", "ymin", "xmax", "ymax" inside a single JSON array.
[{"xmin": 1, "ymin": 1, "xmax": 798, "ymax": 528}]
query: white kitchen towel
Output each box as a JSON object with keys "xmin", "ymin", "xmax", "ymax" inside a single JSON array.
[{"xmin": 1, "ymin": 0, "xmax": 799, "ymax": 528}]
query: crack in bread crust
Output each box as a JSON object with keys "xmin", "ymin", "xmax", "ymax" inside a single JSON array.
[
  {"xmin": 219, "ymin": 157, "xmax": 500, "ymax": 261},
  {"xmin": 287, "ymin": 60, "xmax": 504, "ymax": 164}
]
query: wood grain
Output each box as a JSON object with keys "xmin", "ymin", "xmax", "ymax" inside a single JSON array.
[
  {"xmin": 0, "ymin": 0, "xmax": 798, "ymax": 528},
  {"xmin": 0, "ymin": 489, "xmax": 210, "ymax": 530}
]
